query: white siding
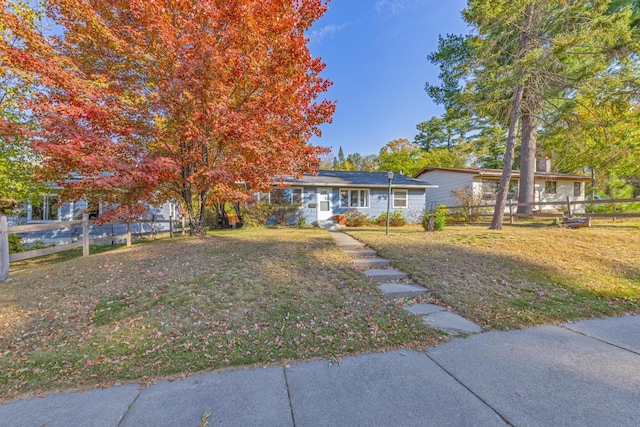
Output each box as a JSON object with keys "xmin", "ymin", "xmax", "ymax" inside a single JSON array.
[
  {"xmin": 417, "ymin": 170, "xmax": 587, "ymax": 214},
  {"xmin": 534, "ymin": 179, "xmax": 586, "ymax": 213},
  {"xmin": 415, "ymin": 170, "xmax": 475, "ymax": 210}
]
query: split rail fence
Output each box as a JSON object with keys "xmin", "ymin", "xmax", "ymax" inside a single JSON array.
[
  {"xmin": 444, "ymin": 197, "xmax": 640, "ymax": 224},
  {"xmin": 0, "ymin": 214, "xmax": 189, "ymax": 282}
]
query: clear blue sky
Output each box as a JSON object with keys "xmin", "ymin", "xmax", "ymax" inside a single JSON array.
[{"xmin": 308, "ymin": 0, "xmax": 469, "ymax": 158}]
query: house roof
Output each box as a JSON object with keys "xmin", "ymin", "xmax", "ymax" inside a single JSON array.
[
  {"xmin": 283, "ymin": 170, "xmax": 437, "ymax": 189},
  {"xmin": 414, "ymin": 166, "xmax": 591, "ymax": 181}
]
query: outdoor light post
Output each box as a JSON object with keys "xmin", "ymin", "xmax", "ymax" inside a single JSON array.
[{"xmin": 386, "ymin": 171, "xmax": 394, "ymax": 236}]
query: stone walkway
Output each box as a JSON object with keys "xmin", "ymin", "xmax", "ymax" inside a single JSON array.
[{"xmin": 328, "ymin": 229, "xmax": 483, "ymax": 336}]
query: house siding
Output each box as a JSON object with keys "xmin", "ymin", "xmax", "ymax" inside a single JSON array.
[
  {"xmin": 301, "ymin": 188, "xmax": 317, "ymax": 223},
  {"xmin": 416, "ymin": 169, "xmax": 587, "ymax": 214},
  {"xmin": 298, "ymin": 187, "xmax": 425, "ymax": 224},
  {"xmin": 416, "ymin": 170, "xmax": 474, "ymax": 209},
  {"xmin": 17, "ymin": 199, "xmax": 177, "ymax": 243},
  {"xmin": 535, "ymin": 180, "xmax": 585, "ymax": 213}
]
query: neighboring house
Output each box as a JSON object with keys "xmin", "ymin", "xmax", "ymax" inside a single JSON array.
[
  {"xmin": 12, "ymin": 192, "xmax": 178, "ymax": 244},
  {"xmin": 258, "ymin": 170, "xmax": 437, "ymax": 225},
  {"xmin": 414, "ymin": 163, "xmax": 590, "ymax": 213}
]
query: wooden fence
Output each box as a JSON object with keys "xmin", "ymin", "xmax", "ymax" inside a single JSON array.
[
  {"xmin": 0, "ymin": 214, "xmax": 188, "ymax": 282},
  {"xmin": 443, "ymin": 197, "xmax": 640, "ymax": 224}
]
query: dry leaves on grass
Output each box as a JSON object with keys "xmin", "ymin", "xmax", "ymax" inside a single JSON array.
[
  {"xmin": 0, "ymin": 229, "xmax": 441, "ymax": 402},
  {"xmin": 348, "ymin": 221, "xmax": 640, "ymax": 329}
]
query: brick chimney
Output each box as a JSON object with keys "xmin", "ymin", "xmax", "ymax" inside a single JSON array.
[{"xmin": 538, "ymin": 158, "xmax": 551, "ymax": 173}]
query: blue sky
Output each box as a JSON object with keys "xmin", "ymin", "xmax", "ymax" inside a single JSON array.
[{"xmin": 308, "ymin": 0, "xmax": 469, "ymax": 158}]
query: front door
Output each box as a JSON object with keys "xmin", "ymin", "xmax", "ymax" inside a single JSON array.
[{"xmin": 317, "ymin": 190, "xmax": 332, "ymax": 221}]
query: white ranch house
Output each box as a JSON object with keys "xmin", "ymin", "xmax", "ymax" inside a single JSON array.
[{"xmin": 414, "ymin": 166, "xmax": 591, "ymax": 213}]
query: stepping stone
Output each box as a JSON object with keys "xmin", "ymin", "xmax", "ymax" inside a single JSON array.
[
  {"xmin": 379, "ymin": 283, "xmax": 427, "ymax": 297},
  {"xmin": 328, "ymin": 232, "xmax": 364, "ymax": 248},
  {"xmin": 420, "ymin": 311, "xmax": 483, "ymax": 336},
  {"xmin": 352, "ymin": 257, "xmax": 390, "ymax": 268},
  {"xmin": 404, "ymin": 303, "xmax": 444, "ymax": 316},
  {"xmin": 342, "ymin": 249, "xmax": 378, "ymax": 258},
  {"xmin": 363, "ymin": 269, "xmax": 408, "ymax": 282}
]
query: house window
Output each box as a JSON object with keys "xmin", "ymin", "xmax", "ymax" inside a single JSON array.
[
  {"xmin": 31, "ymin": 195, "xmax": 59, "ymax": 221},
  {"xmin": 269, "ymin": 187, "xmax": 302, "ymax": 205},
  {"xmin": 393, "ymin": 189, "xmax": 408, "ymax": 208},
  {"xmin": 508, "ymin": 181, "xmax": 518, "ymax": 200},
  {"xmin": 573, "ymin": 182, "xmax": 582, "ymax": 197},
  {"xmin": 340, "ymin": 189, "xmax": 369, "ymax": 208},
  {"xmin": 545, "ymin": 181, "xmax": 557, "ymax": 194},
  {"xmin": 482, "ymin": 180, "xmax": 518, "ymax": 200},
  {"xmin": 481, "ymin": 180, "xmax": 499, "ymax": 200},
  {"xmin": 292, "ymin": 188, "xmax": 302, "ymax": 205}
]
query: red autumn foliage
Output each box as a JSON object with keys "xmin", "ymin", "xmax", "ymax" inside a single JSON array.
[{"xmin": 0, "ymin": 0, "xmax": 335, "ymax": 232}]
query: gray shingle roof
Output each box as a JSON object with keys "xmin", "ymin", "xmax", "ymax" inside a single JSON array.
[{"xmin": 283, "ymin": 170, "xmax": 436, "ymax": 188}]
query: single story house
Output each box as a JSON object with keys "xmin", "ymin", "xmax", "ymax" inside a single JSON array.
[
  {"xmin": 413, "ymin": 164, "xmax": 591, "ymax": 213},
  {"xmin": 10, "ymin": 193, "xmax": 178, "ymax": 244},
  {"xmin": 259, "ymin": 170, "xmax": 438, "ymax": 225}
]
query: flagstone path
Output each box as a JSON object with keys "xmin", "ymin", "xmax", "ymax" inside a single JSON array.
[{"xmin": 328, "ymin": 229, "xmax": 482, "ymax": 336}]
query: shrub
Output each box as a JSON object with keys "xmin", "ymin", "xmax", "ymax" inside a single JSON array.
[
  {"xmin": 375, "ymin": 210, "xmax": 406, "ymax": 227},
  {"xmin": 243, "ymin": 202, "xmax": 300, "ymax": 226},
  {"xmin": 433, "ymin": 205, "xmax": 448, "ymax": 230},
  {"xmin": 242, "ymin": 203, "xmax": 275, "ymax": 227},
  {"xmin": 345, "ymin": 209, "xmax": 370, "ymax": 227},
  {"xmin": 450, "ymin": 186, "xmax": 482, "ymax": 223},
  {"xmin": 422, "ymin": 205, "xmax": 448, "ymax": 231},
  {"xmin": 8, "ymin": 234, "xmax": 23, "ymax": 253}
]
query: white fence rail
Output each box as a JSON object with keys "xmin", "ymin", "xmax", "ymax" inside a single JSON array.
[{"xmin": 0, "ymin": 214, "xmax": 188, "ymax": 282}]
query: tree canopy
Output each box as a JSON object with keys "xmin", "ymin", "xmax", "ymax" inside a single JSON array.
[
  {"xmin": 424, "ymin": 0, "xmax": 639, "ymax": 228},
  {"xmin": 0, "ymin": 0, "xmax": 334, "ymax": 233}
]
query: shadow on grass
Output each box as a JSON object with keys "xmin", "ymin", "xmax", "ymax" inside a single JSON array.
[
  {"xmin": 345, "ymin": 227, "xmax": 640, "ymax": 330},
  {"xmin": 0, "ymin": 228, "xmax": 443, "ymax": 403}
]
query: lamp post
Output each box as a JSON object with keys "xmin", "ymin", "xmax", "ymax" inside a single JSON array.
[{"xmin": 386, "ymin": 171, "xmax": 393, "ymax": 236}]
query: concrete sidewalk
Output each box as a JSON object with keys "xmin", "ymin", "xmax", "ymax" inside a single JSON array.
[{"xmin": 2, "ymin": 315, "xmax": 639, "ymax": 426}]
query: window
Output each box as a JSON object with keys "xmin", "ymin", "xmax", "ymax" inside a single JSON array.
[
  {"xmin": 31, "ymin": 195, "xmax": 59, "ymax": 221},
  {"xmin": 481, "ymin": 180, "xmax": 499, "ymax": 200},
  {"xmin": 269, "ymin": 187, "xmax": 302, "ymax": 205},
  {"xmin": 482, "ymin": 179, "xmax": 518, "ymax": 200},
  {"xmin": 508, "ymin": 181, "xmax": 518, "ymax": 200},
  {"xmin": 545, "ymin": 181, "xmax": 557, "ymax": 194},
  {"xmin": 393, "ymin": 189, "xmax": 408, "ymax": 208},
  {"xmin": 340, "ymin": 189, "xmax": 369, "ymax": 208},
  {"xmin": 573, "ymin": 182, "xmax": 582, "ymax": 197}
]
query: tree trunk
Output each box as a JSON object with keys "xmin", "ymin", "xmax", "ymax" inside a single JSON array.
[
  {"xmin": 517, "ymin": 106, "xmax": 537, "ymax": 216},
  {"xmin": 181, "ymin": 182, "xmax": 208, "ymax": 236},
  {"xmin": 490, "ymin": 84, "xmax": 524, "ymax": 230},
  {"xmin": 490, "ymin": 3, "xmax": 535, "ymax": 230}
]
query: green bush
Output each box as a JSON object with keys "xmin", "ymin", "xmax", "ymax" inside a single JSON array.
[
  {"xmin": 374, "ymin": 210, "xmax": 407, "ymax": 227},
  {"xmin": 8, "ymin": 234, "xmax": 23, "ymax": 253},
  {"xmin": 243, "ymin": 202, "xmax": 300, "ymax": 226},
  {"xmin": 422, "ymin": 205, "xmax": 448, "ymax": 231},
  {"xmin": 433, "ymin": 205, "xmax": 448, "ymax": 231},
  {"xmin": 345, "ymin": 209, "xmax": 370, "ymax": 227},
  {"xmin": 242, "ymin": 203, "xmax": 274, "ymax": 227}
]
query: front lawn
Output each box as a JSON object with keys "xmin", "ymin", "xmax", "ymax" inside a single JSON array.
[
  {"xmin": 347, "ymin": 220, "xmax": 640, "ymax": 330},
  {"xmin": 0, "ymin": 229, "xmax": 441, "ymax": 403}
]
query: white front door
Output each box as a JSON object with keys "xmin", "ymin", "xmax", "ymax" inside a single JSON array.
[{"xmin": 317, "ymin": 190, "xmax": 332, "ymax": 221}]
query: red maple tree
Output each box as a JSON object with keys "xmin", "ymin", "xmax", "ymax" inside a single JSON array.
[{"xmin": 1, "ymin": 0, "xmax": 334, "ymax": 233}]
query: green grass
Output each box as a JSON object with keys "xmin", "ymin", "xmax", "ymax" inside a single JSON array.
[
  {"xmin": 0, "ymin": 228, "xmax": 440, "ymax": 402},
  {"xmin": 346, "ymin": 220, "xmax": 640, "ymax": 330}
]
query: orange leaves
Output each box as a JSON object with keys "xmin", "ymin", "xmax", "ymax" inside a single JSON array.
[{"xmin": 3, "ymin": 0, "xmax": 334, "ymax": 230}]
